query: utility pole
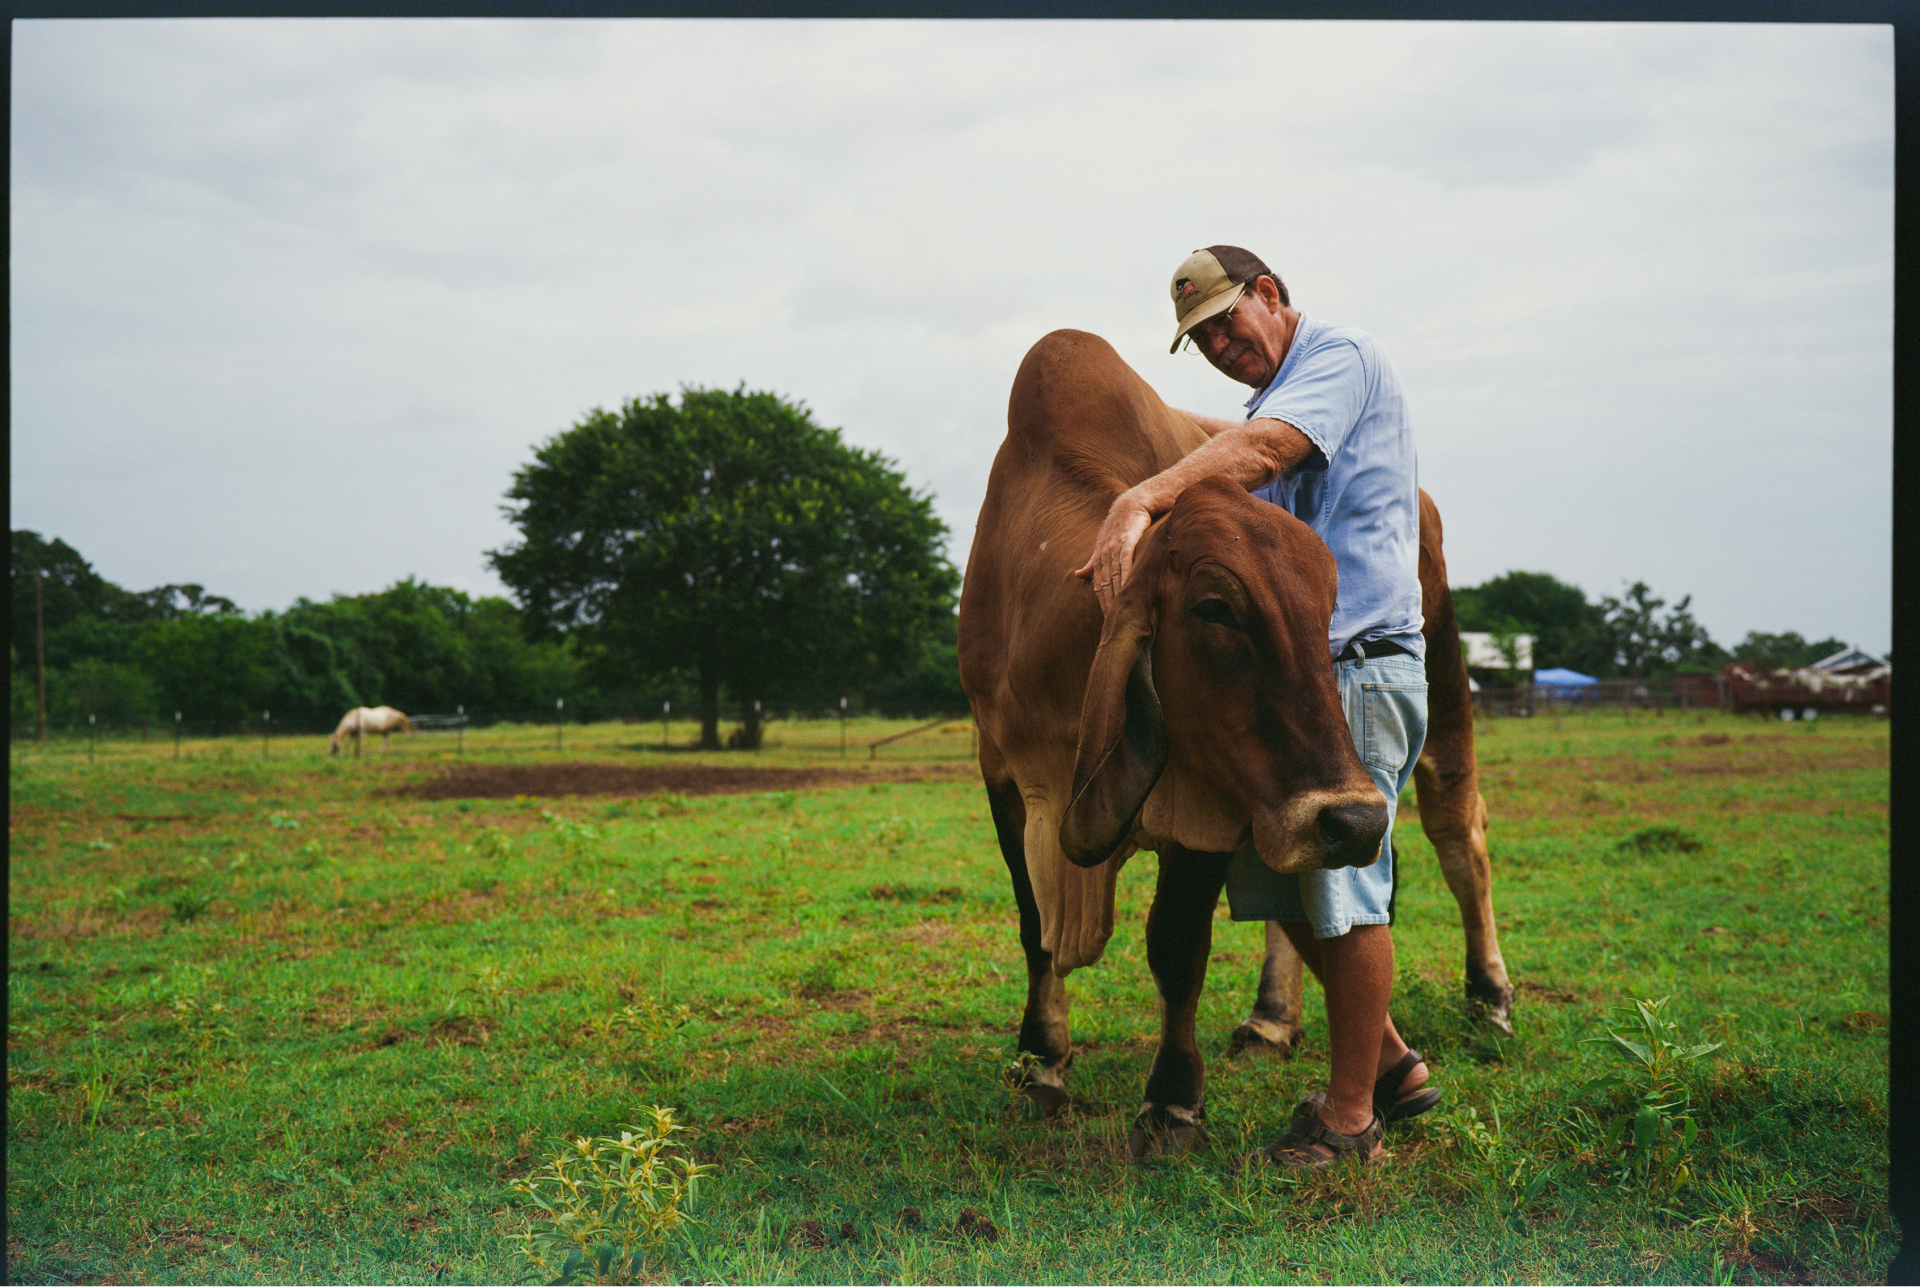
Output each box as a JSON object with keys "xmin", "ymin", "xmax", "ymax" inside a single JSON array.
[{"xmin": 35, "ymin": 570, "xmax": 48, "ymax": 744}]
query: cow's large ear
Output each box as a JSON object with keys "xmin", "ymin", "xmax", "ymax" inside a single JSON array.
[{"xmin": 1059, "ymin": 587, "xmax": 1168, "ymax": 867}]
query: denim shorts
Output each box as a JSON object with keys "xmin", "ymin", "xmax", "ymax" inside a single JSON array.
[{"xmin": 1225, "ymin": 652, "xmax": 1429, "ymax": 938}]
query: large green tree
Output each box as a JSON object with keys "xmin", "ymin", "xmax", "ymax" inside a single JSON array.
[
  {"xmin": 1452, "ymin": 569, "xmax": 1735, "ymax": 678},
  {"xmin": 488, "ymin": 387, "xmax": 959, "ymax": 748},
  {"xmin": 1451, "ymin": 569, "xmax": 1613, "ymax": 673},
  {"xmin": 1594, "ymin": 581, "xmax": 1723, "ymax": 679}
]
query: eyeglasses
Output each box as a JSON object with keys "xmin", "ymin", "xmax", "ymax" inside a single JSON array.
[{"xmin": 1182, "ymin": 294, "xmax": 1243, "ymax": 353}]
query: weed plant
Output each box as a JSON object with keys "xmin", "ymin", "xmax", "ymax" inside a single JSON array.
[
  {"xmin": 1580, "ymin": 995, "xmax": 1724, "ymax": 1201},
  {"xmin": 6, "ymin": 711, "xmax": 1890, "ymax": 1283},
  {"xmin": 510, "ymin": 1105, "xmax": 715, "ymax": 1284}
]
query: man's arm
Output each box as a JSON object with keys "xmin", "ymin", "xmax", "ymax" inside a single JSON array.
[
  {"xmin": 1179, "ymin": 409, "xmax": 1243, "ymax": 439},
  {"xmin": 1073, "ymin": 416, "xmax": 1317, "ymax": 613}
]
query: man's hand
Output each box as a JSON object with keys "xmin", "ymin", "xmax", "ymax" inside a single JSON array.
[
  {"xmin": 1070, "ymin": 417, "xmax": 1314, "ymax": 615},
  {"xmin": 1072, "ymin": 492, "xmax": 1153, "ymax": 615}
]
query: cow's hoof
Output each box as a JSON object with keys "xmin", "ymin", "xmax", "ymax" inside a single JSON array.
[
  {"xmin": 1227, "ymin": 1017, "xmax": 1303, "ymax": 1060},
  {"xmin": 1126, "ymin": 1105, "xmax": 1206, "ymax": 1160},
  {"xmin": 1467, "ymin": 987, "xmax": 1515, "ymax": 1039},
  {"xmin": 1007, "ymin": 1061, "xmax": 1071, "ymax": 1117},
  {"xmin": 1019, "ymin": 1079, "xmax": 1071, "ymax": 1118}
]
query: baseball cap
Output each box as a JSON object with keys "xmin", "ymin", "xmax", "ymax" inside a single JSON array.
[{"xmin": 1168, "ymin": 245, "xmax": 1275, "ymax": 353}]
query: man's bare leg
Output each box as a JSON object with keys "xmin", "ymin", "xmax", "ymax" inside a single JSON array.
[{"xmin": 1278, "ymin": 921, "xmax": 1424, "ymax": 1158}]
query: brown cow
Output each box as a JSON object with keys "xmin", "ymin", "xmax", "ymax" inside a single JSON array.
[{"xmin": 958, "ymin": 330, "xmax": 1512, "ymax": 1151}]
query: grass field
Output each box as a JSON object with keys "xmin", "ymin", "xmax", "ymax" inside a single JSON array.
[{"xmin": 6, "ymin": 709, "xmax": 1891, "ymax": 1284}]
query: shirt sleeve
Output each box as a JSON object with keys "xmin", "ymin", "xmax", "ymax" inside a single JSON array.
[{"xmin": 1247, "ymin": 335, "xmax": 1371, "ymax": 468}]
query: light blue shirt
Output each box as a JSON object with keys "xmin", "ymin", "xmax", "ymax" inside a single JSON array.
[{"xmin": 1243, "ymin": 314, "xmax": 1425, "ymax": 661}]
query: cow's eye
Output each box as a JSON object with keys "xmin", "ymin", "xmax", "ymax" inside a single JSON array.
[{"xmin": 1191, "ymin": 598, "xmax": 1240, "ymax": 629}]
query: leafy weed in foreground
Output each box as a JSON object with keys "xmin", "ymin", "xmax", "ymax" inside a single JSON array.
[
  {"xmin": 1580, "ymin": 995, "xmax": 1723, "ymax": 1200},
  {"xmin": 510, "ymin": 1105, "xmax": 716, "ymax": 1285}
]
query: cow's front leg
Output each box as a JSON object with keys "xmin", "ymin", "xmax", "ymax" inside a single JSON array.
[
  {"xmin": 1129, "ymin": 845, "xmax": 1230, "ymax": 1159},
  {"xmin": 1228, "ymin": 920, "xmax": 1308, "ymax": 1057},
  {"xmin": 985, "ymin": 774, "xmax": 1072, "ymax": 1115}
]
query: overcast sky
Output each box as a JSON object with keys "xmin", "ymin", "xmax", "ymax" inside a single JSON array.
[{"xmin": 11, "ymin": 19, "xmax": 1893, "ymax": 652}]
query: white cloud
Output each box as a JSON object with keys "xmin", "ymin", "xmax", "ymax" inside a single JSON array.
[{"xmin": 9, "ymin": 18, "xmax": 1892, "ymax": 652}]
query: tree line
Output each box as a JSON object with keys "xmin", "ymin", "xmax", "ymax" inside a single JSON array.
[
  {"xmin": 1449, "ymin": 569, "xmax": 1851, "ymax": 680},
  {"xmin": 15, "ymin": 384, "xmax": 1856, "ymax": 741},
  {"xmin": 10, "ymin": 532, "xmax": 579, "ymax": 733},
  {"xmin": 10, "ymin": 530, "xmax": 964, "ymax": 739},
  {"xmin": 18, "ymin": 530, "xmax": 1839, "ymax": 739}
]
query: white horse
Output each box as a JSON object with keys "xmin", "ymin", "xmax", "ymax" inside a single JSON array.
[{"xmin": 329, "ymin": 706, "xmax": 418, "ymax": 756}]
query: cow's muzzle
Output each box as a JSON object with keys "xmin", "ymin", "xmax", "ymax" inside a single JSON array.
[
  {"xmin": 1315, "ymin": 799, "xmax": 1390, "ymax": 869},
  {"xmin": 1250, "ymin": 787, "xmax": 1390, "ymax": 873}
]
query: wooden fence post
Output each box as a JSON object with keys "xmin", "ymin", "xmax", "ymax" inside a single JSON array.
[{"xmin": 35, "ymin": 571, "xmax": 48, "ymax": 744}]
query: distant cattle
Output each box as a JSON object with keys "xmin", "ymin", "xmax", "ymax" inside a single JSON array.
[
  {"xmin": 957, "ymin": 330, "xmax": 1512, "ymax": 1153},
  {"xmin": 1718, "ymin": 661, "xmax": 1891, "ymax": 719},
  {"xmin": 329, "ymin": 706, "xmax": 418, "ymax": 756}
]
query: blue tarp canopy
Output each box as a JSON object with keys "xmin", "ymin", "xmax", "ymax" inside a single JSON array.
[{"xmin": 1534, "ymin": 667, "xmax": 1599, "ymax": 699}]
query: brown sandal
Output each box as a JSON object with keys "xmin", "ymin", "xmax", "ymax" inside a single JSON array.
[
  {"xmin": 1374, "ymin": 1049, "xmax": 1443, "ymax": 1123},
  {"xmin": 1247, "ymin": 1095, "xmax": 1384, "ymax": 1170}
]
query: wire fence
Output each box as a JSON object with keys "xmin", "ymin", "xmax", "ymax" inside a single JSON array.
[
  {"xmin": 10, "ymin": 703, "xmax": 982, "ymax": 765},
  {"xmin": 17, "ymin": 674, "xmax": 1888, "ymax": 752},
  {"xmin": 1474, "ymin": 679, "xmax": 1684, "ymax": 718},
  {"xmin": 1472, "ymin": 677, "xmax": 1890, "ymax": 721},
  {"xmin": 13, "ymin": 700, "xmax": 970, "ymax": 741}
]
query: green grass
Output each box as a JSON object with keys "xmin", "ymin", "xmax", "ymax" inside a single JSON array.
[{"xmin": 7, "ymin": 710, "xmax": 1890, "ymax": 1284}]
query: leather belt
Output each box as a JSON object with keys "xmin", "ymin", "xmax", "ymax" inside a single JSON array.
[{"xmin": 1333, "ymin": 638, "xmax": 1413, "ymax": 664}]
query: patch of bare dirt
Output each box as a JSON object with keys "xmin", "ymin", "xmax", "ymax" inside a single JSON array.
[
  {"xmin": 899, "ymin": 920, "xmax": 973, "ymax": 946},
  {"xmin": 385, "ymin": 761, "xmax": 979, "ymax": 801}
]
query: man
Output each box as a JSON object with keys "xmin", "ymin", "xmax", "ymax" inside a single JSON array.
[{"xmin": 1074, "ymin": 245, "xmax": 1439, "ymax": 1167}]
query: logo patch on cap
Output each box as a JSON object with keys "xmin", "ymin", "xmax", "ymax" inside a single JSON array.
[{"xmin": 1176, "ymin": 278, "xmax": 1198, "ymax": 301}]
